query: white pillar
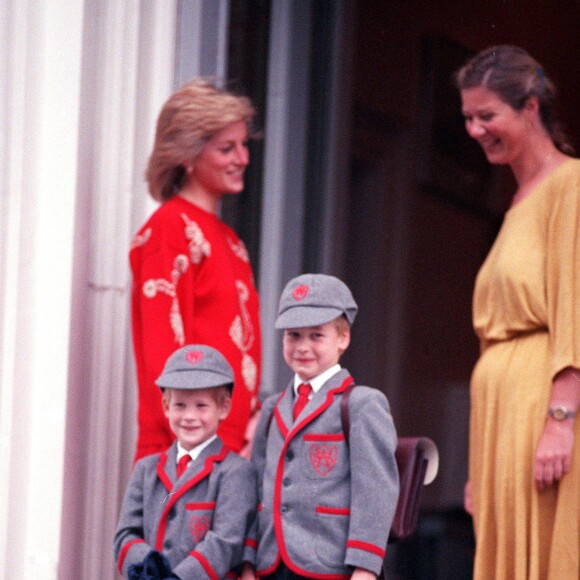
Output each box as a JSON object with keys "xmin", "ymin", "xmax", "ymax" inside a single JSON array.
[
  {"xmin": 0, "ymin": 1, "xmax": 177, "ymax": 579},
  {"xmin": 58, "ymin": 1, "xmax": 176, "ymax": 578},
  {"xmin": 0, "ymin": 1, "xmax": 84, "ymax": 577}
]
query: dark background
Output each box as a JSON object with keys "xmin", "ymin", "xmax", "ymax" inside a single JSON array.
[{"xmin": 226, "ymin": 2, "xmax": 580, "ymax": 577}]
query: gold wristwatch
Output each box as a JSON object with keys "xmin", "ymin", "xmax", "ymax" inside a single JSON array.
[{"xmin": 548, "ymin": 405, "xmax": 577, "ymax": 421}]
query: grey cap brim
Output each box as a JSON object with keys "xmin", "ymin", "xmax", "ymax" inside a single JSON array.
[
  {"xmin": 155, "ymin": 369, "xmax": 233, "ymax": 390},
  {"xmin": 275, "ymin": 306, "xmax": 345, "ymax": 329}
]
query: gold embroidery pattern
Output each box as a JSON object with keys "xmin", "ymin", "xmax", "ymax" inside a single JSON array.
[
  {"xmin": 143, "ymin": 254, "xmax": 189, "ymax": 345},
  {"xmin": 131, "ymin": 228, "xmax": 152, "ymax": 250},
  {"xmin": 182, "ymin": 214, "xmax": 211, "ymax": 264},
  {"xmin": 229, "ymin": 280, "xmax": 257, "ymax": 392},
  {"xmin": 227, "ymin": 236, "xmax": 250, "ymax": 263}
]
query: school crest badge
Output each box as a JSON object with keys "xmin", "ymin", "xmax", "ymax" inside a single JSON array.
[
  {"xmin": 190, "ymin": 515, "xmax": 211, "ymax": 542},
  {"xmin": 309, "ymin": 444, "xmax": 338, "ymax": 476},
  {"xmin": 186, "ymin": 350, "xmax": 204, "ymax": 365},
  {"xmin": 292, "ymin": 284, "xmax": 309, "ymax": 301}
]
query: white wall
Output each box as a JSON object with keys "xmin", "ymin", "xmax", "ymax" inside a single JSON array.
[
  {"xmin": 0, "ymin": 2, "xmax": 84, "ymax": 576},
  {"xmin": 0, "ymin": 1, "xmax": 176, "ymax": 578}
]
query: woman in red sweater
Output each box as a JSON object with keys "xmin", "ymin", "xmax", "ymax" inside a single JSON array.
[{"xmin": 130, "ymin": 79, "xmax": 261, "ymax": 461}]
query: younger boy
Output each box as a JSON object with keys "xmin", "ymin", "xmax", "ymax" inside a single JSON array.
[
  {"xmin": 250, "ymin": 274, "xmax": 399, "ymax": 580},
  {"xmin": 114, "ymin": 344, "xmax": 258, "ymax": 579}
]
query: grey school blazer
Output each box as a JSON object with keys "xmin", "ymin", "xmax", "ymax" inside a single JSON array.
[
  {"xmin": 251, "ymin": 368, "xmax": 399, "ymax": 578},
  {"xmin": 114, "ymin": 437, "xmax": 258, "ymax": 579}
]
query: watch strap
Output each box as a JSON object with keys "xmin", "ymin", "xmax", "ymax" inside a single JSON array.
[{"xmin": 548, "ymin": 405, "xmax": 577, "ymax": 421}]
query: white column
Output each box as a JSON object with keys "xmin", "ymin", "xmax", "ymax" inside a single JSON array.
[
  {"xmin": 58, "ymin": 1, "xmax": 176, "ymax": 579},
  {"xmin": 0, "ymin": 1, "xmax": 84, "ymax": 577}
]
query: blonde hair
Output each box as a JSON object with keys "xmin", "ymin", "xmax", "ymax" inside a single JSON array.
[
  {"xmin": 162, "ymin": 385, "xmax": 232, "ymax": 407},
  {"xmin": 333, "ymin": 315, "xmax": 351, "ymax": 357},
  {"xmin": 146, "ymin": 79, "xmax": 256, "ymax": 201},
  {"xmin": 333, "ymin": 314, "xmax": 351, "ymax": 336}
]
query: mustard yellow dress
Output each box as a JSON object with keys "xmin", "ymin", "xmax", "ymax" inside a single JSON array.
[{"xmin": 470, "ymin": 159, "xmax": 580, "ymax": 579}]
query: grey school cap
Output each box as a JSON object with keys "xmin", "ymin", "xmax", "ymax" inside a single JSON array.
[
  {"xmin": 155, "ymin": 345, "xmax": 234, "ymax": 390},
  {"xmin": 275, "ymin": 273, "xmax": 358, "ymax": 329}
]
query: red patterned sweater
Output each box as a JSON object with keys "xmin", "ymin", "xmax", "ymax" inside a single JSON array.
[{"xmin": 130, "ymin": 196, "xmax": 261, "ymax": 460}]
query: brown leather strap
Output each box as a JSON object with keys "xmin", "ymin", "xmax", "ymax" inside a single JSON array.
[{"xmin": 340, "ymin": 382, "xmax": 357, "ymax": 446}]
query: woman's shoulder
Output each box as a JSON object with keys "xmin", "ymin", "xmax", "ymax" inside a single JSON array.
[
  {"xmin": 550, "ymin": 157, "xmax": 580, "ymax": 188},
  {"xmin": 216, "ymin": 217, "xmax": 240, "ymax": 238},
  {"xmin": 518, "ymin": 158, "xmax": 580, "ymax": 217},
  {"xmin": 131, "ymin": 197, "xmax": 217, "ymax": 250},
  {"xmin": 545, "ymin": 158, "xmax": 580, "ymax": 209},
  {"xmin": 132, "ymin": 197, "xmax": 182, "ymax": 236},
  {"xmin": 146, "ymin": 196, "xmax": 206, "ymax": 226}
]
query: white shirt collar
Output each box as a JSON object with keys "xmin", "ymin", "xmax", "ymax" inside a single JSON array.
[
  {"xmin": 293, "ymin": 364, "xmax": 341, "ymax": 396},
  {"xmin": 176, "ymin": 434, "xmax": 217, "ymax": 463}
]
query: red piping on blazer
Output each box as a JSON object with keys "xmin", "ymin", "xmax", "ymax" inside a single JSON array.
[
  {"xmin": 190, "ymin": 550, "xmax": 219, "ymax": 580},
  {"xmin": 118, "ymin": 538, "xmax": 145, "ymax": 574},
  {"xmin": 270, "ymin": 375, "xmax": 354, "ymax": 580},
  {"xmin": 155, "ymin": 446, "xmax": 229, "ymax": 551}
]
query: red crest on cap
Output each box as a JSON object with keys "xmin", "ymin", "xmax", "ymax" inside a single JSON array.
[
  {"xmin": 292, "ymin": 284, "xmax": 309, "ymax": 301},
  {"xmin": 186, "ymin": 350, "xmax": 204, "ymax": 365}
]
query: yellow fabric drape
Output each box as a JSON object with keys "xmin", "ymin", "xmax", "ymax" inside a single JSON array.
[{"xmin": 470, "ymin": 159, "xmax": 580, "ymax": 579}]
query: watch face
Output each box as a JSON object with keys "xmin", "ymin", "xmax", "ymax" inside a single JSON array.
[
  {"xmin": 550, "ymin": 406, "xmax": 575, "ymax": 421},
  {"xmin": 552, "ymin": 407, "xmax": 567, "ymax": 421}
]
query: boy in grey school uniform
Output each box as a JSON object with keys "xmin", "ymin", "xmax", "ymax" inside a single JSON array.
[
  {"xmin": 114, "ymin": 345, "xmax": 258, "ymax": 580},
  {"xmin": 249, "ymin": 274, "xmax": 399, "ymax": 580}
]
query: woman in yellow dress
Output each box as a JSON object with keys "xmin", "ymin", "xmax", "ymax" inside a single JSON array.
[{"xmin": 456, "ymin": 46, "xmax": 579, "ymax": 579}]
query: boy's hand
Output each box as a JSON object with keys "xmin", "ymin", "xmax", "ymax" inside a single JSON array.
[
  {"xmin": 240, "ymin": 562, "xmax": 256, "ymax": 580},
  {"xmin": 351, "ymin": 567, "xmax": 377, "ymax": 580}
]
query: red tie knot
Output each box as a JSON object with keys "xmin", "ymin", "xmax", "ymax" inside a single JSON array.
[
  {"xmin": 177, "ymin": 454, "xmax": 192, "ymax": 478},
  {"xmin": 294, "ymin": 383, "xmax": 312, "ymax": 420}
]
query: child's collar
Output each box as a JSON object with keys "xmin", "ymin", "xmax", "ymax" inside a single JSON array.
[
  {"xmin": 293, "ymin": 364, "xmax": 341, "ymax": 395},
  {"xmin": 176, "ymin": 435, "xmax": 217, "ymax": 463}
]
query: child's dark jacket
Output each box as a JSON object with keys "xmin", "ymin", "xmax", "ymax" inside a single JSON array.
[
  {"xmin": 114, "ymin": 437, "xmax": 258, "ymax": 579},
  {"xmin": 251, "ymin": 368, "xmax": 399, "ymax": 578}
]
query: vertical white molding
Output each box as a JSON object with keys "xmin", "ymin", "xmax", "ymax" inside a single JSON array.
[
  {"xmin": 0, "ymin": 2, "xmax": 26, "ymax": 565},
  {"xmin": 59, "ymin": 1, "xmax": 177, "ymax": 579},
  {"xmin": 0, "ymin": 1, "xmax": 84, "ymax": 578},
  {"xmin": 78, "ymin": 3, "xmax": 142, "ymax": 577}
]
